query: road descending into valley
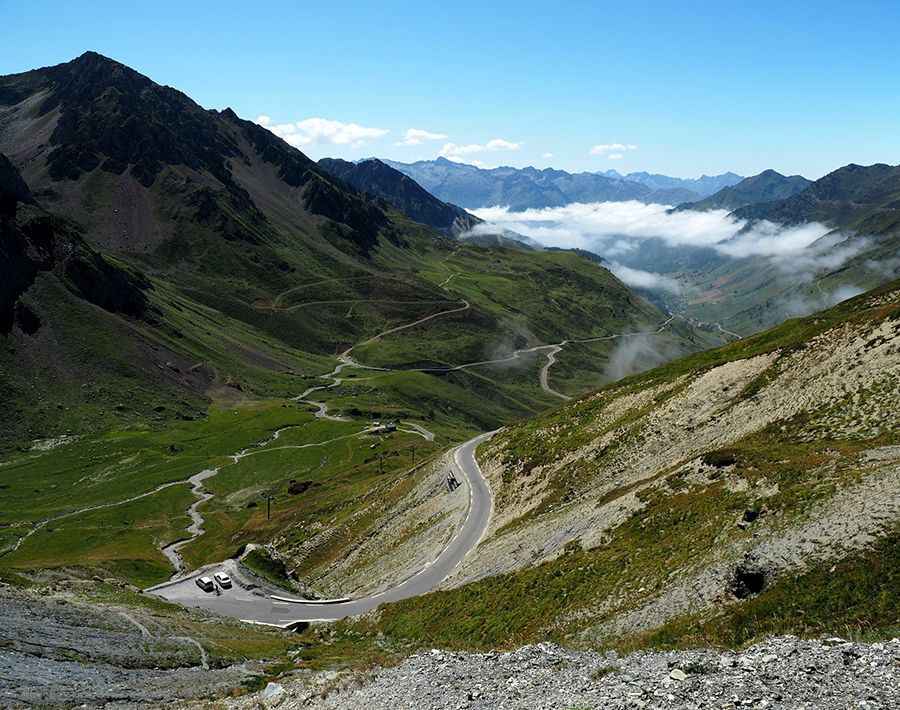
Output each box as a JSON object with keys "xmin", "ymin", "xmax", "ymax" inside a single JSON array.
[
  {"xmin": 4, "ymin": 285, "xmax": 681, "ymax": 628},
  {"xmin": 145, "ymin": 281, "xmax": 677, "ymax": 625},
  {"xmin": 148, "ymin": 432, "xmax": 495, "ymax": 626}
]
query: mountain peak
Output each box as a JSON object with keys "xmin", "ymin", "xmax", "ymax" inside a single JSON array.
[
  {"xmin": 317, "ymin": 156, "xmax": 479, "ymax": 236},
  {"xmin": 0, "ymin": 51, "xmax": 243, "ymax": 188},
  {"xmin": 62, "ymin": 50, "xmax": 141, "ymax": 81},
  {"xmin": 674, "ymin": 168, "xmax": 812, "ymax": 213},
  {"xmin": 73, "ymin": 50, "xmax": 117, "ymax": 64}
]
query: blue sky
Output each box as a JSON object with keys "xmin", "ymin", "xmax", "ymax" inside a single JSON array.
[{"xmin": 2, "ymin": 0, "xmax": 899, "ymax": 179}]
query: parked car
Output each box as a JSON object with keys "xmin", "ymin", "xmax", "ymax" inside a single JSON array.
[
  {"xmin": 214, "ymin": 571, "xmax": 232, "ymax": 588},
  {"xmin": 196, "ymin": 576, "xmax": 215, "ymax": 592}
]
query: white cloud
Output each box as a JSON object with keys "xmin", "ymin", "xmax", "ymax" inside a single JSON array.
[
  {"xmin": 607, "ymin": 153, "xmax": 624, "ymax": 160},
  {"xmin": 470, "ymin": 201, "xmax": 834, "ymax": 265},
  {"xmin": 255, "ymin": 115, "xmax": 388, "ymax": 147},
  {"xmin": 443, "ymin": 155, "xmax": 485, "ymax": 167},
  {"xmin": 716, "ymin": 222, "xmax": 834, "ymax": 259},
  {"xmin": 439, "ymin": 138, "xmax": 521, "ymax": 161},
  {"xmin": 767, "ymin": 232, "xmax": 873, "ymax": 281},
  {"xmin": 542, "ymin": 152, "xmax": 554, "ymax": 159},
  {"xmin": 396, "ymin": 128, "xmax": 448, "ymax": 146},
  {"xmin": 485, "ymin": 138, "xmax": 521, "ymax": 151},
  {"xmin": 471, "ymin": 201, "xmax": 741, "ymax": 250},
  {"xmin": 590, "ymin": 143, "xmax": 638, "ymax": 156},
  {"xmin": 608, "ymin": 262, "xmax": 682, "ymax": 294}
]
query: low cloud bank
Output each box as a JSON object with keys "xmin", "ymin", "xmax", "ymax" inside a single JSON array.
[
  {"xmin": 469, "ymin": 201, "xmax": 860, "ymax": 291},
  {"xmin": 769, "ymin": 232, "xmax": 872, "ymax": 282},
  {"xmin": 865, "ymin": 256, "xmax": 900, "ymax": 279},
  {"xmin": 472, "ymin": 201, "xmax": 748, "ymax": 251}
]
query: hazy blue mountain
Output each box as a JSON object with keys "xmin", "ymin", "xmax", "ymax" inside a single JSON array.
[
  {"xmin": 674, "ymin": 169, "xmax": 812, "ymax": 212},
  {"xmin": 382, "ymin": 158, "xmax": 726, "ymax": 210},
  {"xmin": 601, "ymin": 169, "xmax": 743, "ymax": 198}
]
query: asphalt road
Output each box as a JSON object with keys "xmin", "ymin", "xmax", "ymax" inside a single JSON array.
[{"xmin": 148, "ymin": 431, "xmax": 495, "ymax": 626}]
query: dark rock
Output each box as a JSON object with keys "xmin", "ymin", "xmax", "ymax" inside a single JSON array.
[
  {"xmin": 728, "ymin": 556, "xmax": 769, "ymax": 598},
  {"xmin": 288, "ymin": 480, "xmax": 314, "ymax": 496}
]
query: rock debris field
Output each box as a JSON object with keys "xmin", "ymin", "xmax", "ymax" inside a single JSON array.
[{"xmin": 231, "ymin": 637, "xmax": 900, "ymax": 710}]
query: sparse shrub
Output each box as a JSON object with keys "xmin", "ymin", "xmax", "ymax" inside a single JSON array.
[
  {"xmin": 702, "ymin": 450, "xmax": 738, "ymax": 468},
  {"xmin": 591, "ymin": 665, "xmax": 618, "ymax": 680},
  {"xmin": 681, "ymin": 659, "xmax": 714, "ymax": 675}
]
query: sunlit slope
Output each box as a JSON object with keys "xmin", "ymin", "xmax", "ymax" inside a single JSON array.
[{"xmin": 364, "ymin": 278, "xmax": 900, "ymax": 650}]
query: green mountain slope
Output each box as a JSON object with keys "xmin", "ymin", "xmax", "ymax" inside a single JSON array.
[
  {"xmin": 358, "ymin": 278, "xmax": 900, "ymax": 652},
  {"xmin": 675, "ymin": 169, "xmax": 811, "ymax": 212},
  {"xmin": 667, "ymin": 163, "xmax": 900, "ymax": 334},
  {"xmin": 0, "ymin": 53, "xmax": 717, "ymax": 586}
]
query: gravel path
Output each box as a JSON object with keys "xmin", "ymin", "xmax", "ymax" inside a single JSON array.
[{"xmin": 230, "ymin": 637, "xmax": 900, "ymax": 710}]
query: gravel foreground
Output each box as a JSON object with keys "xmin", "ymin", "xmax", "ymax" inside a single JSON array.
[{"xmin": 229, "ymin": 637, "xmax": 900, "ymax": 710}]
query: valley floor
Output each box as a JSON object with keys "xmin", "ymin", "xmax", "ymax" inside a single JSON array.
[{"xmin": 224, "ymin": 636, "xmax": 900, "ymax": 710}]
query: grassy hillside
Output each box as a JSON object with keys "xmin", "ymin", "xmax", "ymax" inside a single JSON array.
[
  {"xmin": 0, "ymin": 53, "xmax": 712, "ymax": 453},
  {"xmin": 0, "ymin": 53, "xmax": 718, "ymax": 589},
  {"xmin": 668, "ymin": 163, "xmax": 900, "ymax": 334},
  {"xmin": 334, "ymin": 278, "xmax": 900, "ymax": 654},
  {"xmin": 674, "ymin": 169, "xmax": 811, "ymax": 212}
]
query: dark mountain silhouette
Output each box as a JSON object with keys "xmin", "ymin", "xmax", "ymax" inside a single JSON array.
[
  {"xmin": 0, "ymin": 51, "xmax": 398, "ymax": 257},
  {"xmin": 318, "ymin": 158, "xmax": 479, "ymax": 236},
  {"xmin": 1, "ymin": 153, "xmax": 151, "ymax": 334}
]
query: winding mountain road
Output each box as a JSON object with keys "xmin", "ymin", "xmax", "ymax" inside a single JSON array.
[
  {"xmin": 145, "ymin": 290, "xmax": 675, "ymax": 624},
  {"xmin": 148, "ymin": 431, "xmax": 495, "ymax": 626}
]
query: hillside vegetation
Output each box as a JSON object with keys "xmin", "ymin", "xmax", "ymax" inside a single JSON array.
[
  {"xmin": 667, "ymin": 163, "xmax": 900, "ymax": 335},
  {"xmin": 0, "ymin": 52, "xmax": 709, "ymax": 453},
  {"xmin": 674, "ymin": 169, "xmax": 811, "ymax": 212},
  {"xmin": 0, "ymin": 53, "xmax": 716, "ymax": 589},
  {"xmin": 350, "ymin": 278, "xmax": 900, "ymax": 652}
]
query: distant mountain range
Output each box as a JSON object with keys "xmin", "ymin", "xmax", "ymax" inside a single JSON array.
[
  {"xmin": 601, "ymin": 169, "xmax": 744, "ymax": 198},
  {"xmin": 382, "ymin": 157, "xmax": 743, "ymax": 210}
]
